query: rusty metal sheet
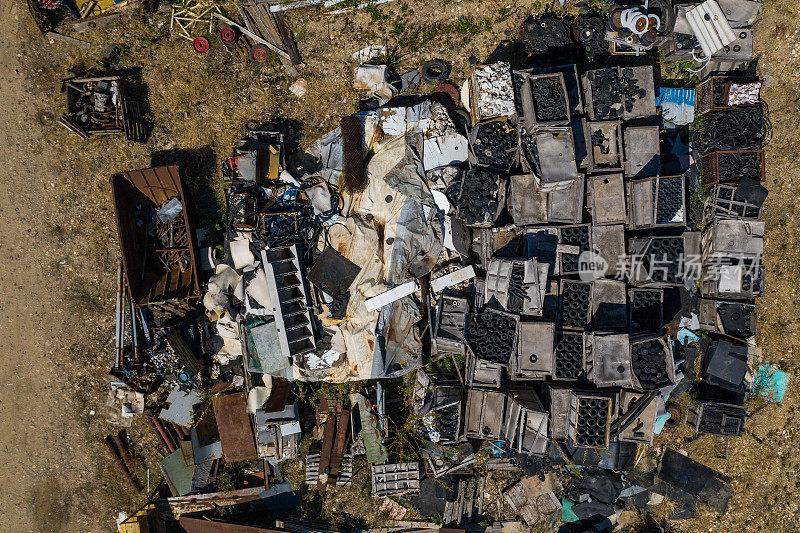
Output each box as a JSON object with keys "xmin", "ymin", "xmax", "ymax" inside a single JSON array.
[{"xmin": 213, "ymin": 393, "xmax": 257, "ymax": 462}]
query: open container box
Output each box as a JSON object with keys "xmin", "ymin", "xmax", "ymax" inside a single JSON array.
[
  {"xmin": 583, "ymin": 120, "xmax": 624, "ymax": 172},
  {"xmin": 567, "ymin": 392, "xmax": 615, "ymax": 448},
  {"xmin": 60, "ymin": 76, "xmax": 145, "ymax": 141},
  {"xmin": 581, "ymin": 66, "xmax": 655, "ymax": 121},
  {"xmin": 627, "ymin": 175, "xmax": 687, "ymax": 229},
  {"xmin": 519, "ymin": 72, "xmax": 571, "ymax": 129},
  {"xmin": 629, "ymin": 335, "xmax": 676, "ymax": 391},
  {"xmin": 701, "ymin": 149, "xmax": 765, "ymax": 185},
  {"xmin": 467, "ymin": 62, "xmax": 516, "ymax": 126},
  {"xmin": 695, "ymin": 75, "xmax": 762, "ymax": 116},
  {"xmin": 703, "ymin": 183, "xmax": 764, "ymax": 222},
  {"xmin": 112, "ymin": 165, "xmax": 201, "ymax": 305},
  {"xmin": 453, "ymin": 165, "xmax": 507, "ymax": 228},
  {"xmin": 465, "ymin": 307, "xmax": 521, "ymax": 367},
  {"xmin": 468, "ymin": 118, "xmax": 518, "ymax": 173}
]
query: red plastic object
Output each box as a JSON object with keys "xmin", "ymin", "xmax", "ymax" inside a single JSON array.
[
  {"xmin": 219, "ymin": 26, "xmax": 238, "ymax": 45},
  {"xmin": 193, "ymin": 36, "xmax": 210, "ymax": 54},
  {"xmin": 250, "ymin": 44, "xmax": 270, "ymax": 64}
]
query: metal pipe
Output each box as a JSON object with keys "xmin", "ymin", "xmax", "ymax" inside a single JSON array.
[
  {"xmin": 113, "ymin": 433, "xmax": 132, "ymax": 470},
  {"xmin": 114, "ymin": 260, "xmax": 123, "ymax": 369},
  {"xmin": 149, "ymin": 415, "xmax": 177, "ymax": 453},
  {"xmin": 105, "ymin": 436, "xmax": 140, "ymax": 492},
  {"xmin": 149, "ymin": 417, "xmax": 171, "ymax": 454},
  {"xmin": 120, "ymin": 273, "xmax": 127, "ymax": 368},
  {"xmin": 130, "ymin": 297, "xmax": 139, "ymax": 363},
  {"xmin": 138, "ymin": 307, "xmax": 151, "ymax": 345}
]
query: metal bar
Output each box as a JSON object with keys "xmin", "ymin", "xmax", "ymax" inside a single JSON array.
[
  {"xmin": 150, "ymin": 415, "xmax": 177, "ymax": 453},
  {"xmin": 130, "ymin": 297, "xmax": 139, "ymax": 363},
  {"xmin": 114, "ymin": 260, "xmax": 123, "ymax": 369}
]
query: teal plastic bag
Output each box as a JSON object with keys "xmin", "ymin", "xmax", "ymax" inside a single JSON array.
[{"xmin": 752, "ymin": 363, "xmax": 790, "ymax": 403}]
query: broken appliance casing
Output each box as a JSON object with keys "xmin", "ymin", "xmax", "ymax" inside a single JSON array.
[
  {"xmin": 467, "ymin": 354, "xmax": 503, "ymax": 388},
  {"xmin": 261, "ymin": 246, "xmax": 316, "ymax": 370},
  {"xmin": 503, "ymin": 390, "xmax": 549, "ymax": 455},
  {"xmin": 255, "ymin": 404, "xmax": 301, "ymax": 461},
  {"xmin": 588, "ymin": 333, "xmax": 633, "ymax": 388},
  {"xmin": 433, "ymin": 296, "xmax": 469, "ymax": 358},
  {"xmin": 509, "ymin": 173, "xmax": 584, "ymax": 225},
  {"xmin": 591, "ymin": 279, "xmax": 628, "ymax": 332},
  {"xmin": 618, "ymin": 391, "xmax": 658, "ymax": 444},
  {"xmin": 484, "ymin": 258, "xmax": 548, "ymax": 317},
  {"xmin": 627, "ymin": 232, "xmax": 701, "ymax": 287},
  {"xmin": 687, "ymin": 402, "xmax": 747, "ymax": 437},
  {"xmin": 521, "ymin": 127, "xmax": 581, "ymax": 187},
  {"xmin": 698, "ymin": 298, "xmax": 757, "ymax": 339}
]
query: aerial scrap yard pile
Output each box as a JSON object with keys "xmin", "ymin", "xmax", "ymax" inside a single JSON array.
[{"xmin": 81, "ymin": 0, "xmax": 790, "ymax": 531}]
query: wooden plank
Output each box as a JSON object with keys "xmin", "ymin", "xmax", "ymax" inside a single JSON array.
[
  {"xmin": 212, "ymin": 13, "xmax": 290, "ymax": 60},
  {"xmin": 45, "ymin": 31, "xmax": 91, "ymax": 49},
  {"xmin": 328, "ymin": 406, "xmax": 350, "ymax": 478},
  {"xmin": 242, "ymin": 1, "xmax": 300, "ymax": 77},
  {"xmin": 316, "ymin": 403, "xmax": 337, "ymax": 490},
  {"xmin": 74, "ymin": 12, "xmax": 122, "ymax": 33},
  {"xmin": 264, "ymin": 378, "xmax": 291, "ymax": 412},
  {"xmin": 271, "ymin": 12, "xmax": 301, "ymax": 64}
]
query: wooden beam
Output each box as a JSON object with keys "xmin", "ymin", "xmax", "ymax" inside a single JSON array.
[{"xmin": 45, "ymin": 31, "xmax": 91, "ymax": 49}]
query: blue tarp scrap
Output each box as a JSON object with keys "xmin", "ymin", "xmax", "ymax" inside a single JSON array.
[
  {"xmin": 752, "ymin": 363, "xmax": 790, "ymax": 403},
  {"xmin": 656, "ymin": 87, "xmax": 695, "ymax": 127}
]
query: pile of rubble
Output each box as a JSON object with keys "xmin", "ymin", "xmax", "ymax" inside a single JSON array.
[{"xmin": 59, "ymin": 0, "xmax": 789, "ymax": 531}]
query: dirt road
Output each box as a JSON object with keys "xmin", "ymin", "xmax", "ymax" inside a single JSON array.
[{"xmin": 0, "ymin": 4, "xmax": 112, "ymax": 532}]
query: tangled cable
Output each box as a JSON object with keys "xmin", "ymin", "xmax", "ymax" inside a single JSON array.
[
  {"xmin": 693, "ymin": 103, "xmax": 772, "ymax": 153},
  {"xmin": 224, "ymin": 179, "xmax": 343, "ymax": 265}
]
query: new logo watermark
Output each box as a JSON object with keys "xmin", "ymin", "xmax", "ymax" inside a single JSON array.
[{"xmin": 578, "ymin": 250, "xmax": 608, "ymax": 281}]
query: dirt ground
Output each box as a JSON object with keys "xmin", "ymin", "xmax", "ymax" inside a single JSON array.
[{"xmin": 0, "ymin": 0, "xmax": 799, "ymax": 531}]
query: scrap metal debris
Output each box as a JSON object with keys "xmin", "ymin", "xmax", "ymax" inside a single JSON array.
[{"xmin": 64, "ymin": 0, "xmax": 775, "ymax": 529}]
